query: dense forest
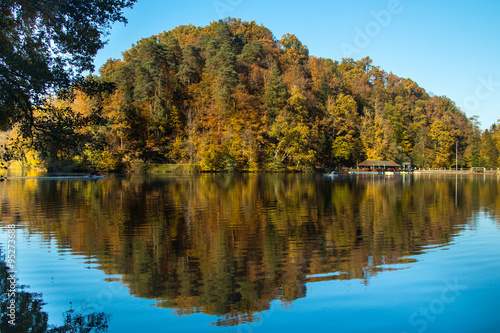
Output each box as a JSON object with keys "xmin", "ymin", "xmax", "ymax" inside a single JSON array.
[{"xmin": 3, "ymin": 18, "xmax": 500, "ymax": 172}]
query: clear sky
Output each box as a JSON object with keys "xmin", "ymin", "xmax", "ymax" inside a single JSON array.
[{"xmin": 93, "ymin": 0, "xmax": 500, "ymax": 129}]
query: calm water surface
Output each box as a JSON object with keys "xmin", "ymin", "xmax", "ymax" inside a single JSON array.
[{"xmin": 1, "ymin": 172, "xmax": 500, "ymax": 332}]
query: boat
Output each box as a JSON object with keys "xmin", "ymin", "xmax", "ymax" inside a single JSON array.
[
  {"xmin": 87, "ymin": 175, "xmax": 105, "ymax": 179},
  {"xmin": 324, "ymin": 172, "xmax": 340, "ymax": 177},
  {"xmin": 87, "ymin": 171, "xmax": 105, "ymax": 179},
  {"xmin": 88, "ymin": 173, "xmax": 105, "ymax": 179}
]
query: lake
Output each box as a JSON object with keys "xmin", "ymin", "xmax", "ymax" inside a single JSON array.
[{"xmin": 1, "ymin": 172, "xmax": 500, "ymax": 332}]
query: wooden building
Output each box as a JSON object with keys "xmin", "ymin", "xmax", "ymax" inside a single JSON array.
[{"xmin": 357, "ymin": 160, "xmax": 401, "ymax": 171}]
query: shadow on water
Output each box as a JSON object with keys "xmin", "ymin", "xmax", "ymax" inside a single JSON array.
[
  {"xmin": 1, "ymin": 173, "xmax": 500, "ymax": 327},
  {"xmin": 0, "ymin": 249, "xmax": 110, "ymax": 332}
]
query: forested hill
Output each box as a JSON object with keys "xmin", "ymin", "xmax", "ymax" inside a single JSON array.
[{"xmin": 11, "ymin": 18, "xmax": 498, "ymax": 171}]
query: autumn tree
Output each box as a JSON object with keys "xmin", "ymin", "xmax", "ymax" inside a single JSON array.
[
  {"xmin": 269, "ymin": 86, "xmax": 315, "ymax": 170},
  {"xmin": 479, "ymin": 129, "xmax": 499, "ymax": 168},
  {"xmin": 279, "ymin": 33, "xmax": 309, "ymax": 67},
  {"xmin": 4, "ymin": 18, "xmax": 485, "ymax": 172},
  {"xmin": 428, "ymin": 120, "xmax": 457, "ymax": 168},
  {"xmin": 330, "ymin": 94, "xmax": 364, "ymax": 166},
  {"xmin": 0, "ymin": 0, "xmax": 136, "ymax": 127}
]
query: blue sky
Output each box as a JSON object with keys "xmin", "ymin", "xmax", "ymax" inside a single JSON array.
[{"xmin": 93, "ymin": 0, "xmax": 500, "ymax": 129}]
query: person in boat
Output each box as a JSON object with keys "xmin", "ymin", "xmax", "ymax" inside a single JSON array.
[{"xmin": 89, "ymin": 171, "xmax": 101, "ymax": 177}]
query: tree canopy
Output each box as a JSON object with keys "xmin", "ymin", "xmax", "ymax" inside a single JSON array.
[
  {"xmin": 0, "ymin": 0, "xmax": 136, "ymax": 127},
  {"xmin": 3, "ymin": 18, "xmax": 498, "ymax": 172}
]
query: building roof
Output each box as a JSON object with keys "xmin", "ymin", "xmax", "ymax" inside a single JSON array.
[{"xmin": 358, "ymin": 160, "xmax": 401, "ymax": 167}]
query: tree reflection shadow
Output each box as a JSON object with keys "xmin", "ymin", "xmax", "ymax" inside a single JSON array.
[
  {"xmin": 2, "ymin": 173, "xmax": 499, "ymax": 327},
  {"xmin": 0, "ymin": 252, "xmax": 110, "ymax": 332}
]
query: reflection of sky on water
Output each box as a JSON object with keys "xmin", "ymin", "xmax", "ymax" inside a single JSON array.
[{"xmin": 2, "ymin": 214, "xmax": 499, "ymax": 333}]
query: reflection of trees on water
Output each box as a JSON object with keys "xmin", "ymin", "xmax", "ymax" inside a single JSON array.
[
  {"xmin": 1, "ymin": 174, "xmax": 499, "ymax": 326},
  {"xmin": 0, "ymin": 252, "xmax": 110, "ymax": 332}
]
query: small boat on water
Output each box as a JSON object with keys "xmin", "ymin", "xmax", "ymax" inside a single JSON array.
[
  {"xmin": 87, "ymin": 174, "xmax": 105, "ymax": 179},
  {"xmin": 324, "ymin": 171, "xmax": 340, "ymax": 177},
  {"xmin": 88, "ymin": 172, "xmax": 105, "ymax": 179}
]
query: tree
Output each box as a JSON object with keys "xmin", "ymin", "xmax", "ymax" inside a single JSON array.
[
  {"xmin": 0, "ymin": 0, "xmax": 136, "ymax": 127},
  {"xmin": 177, "ymin": 44, "xmax": 203, "ymax": 85},
  {"xmin": 428, "ymin": 120, "xmax": 456, "ymax": 168},
  {"xmin": 264, "ymin": 64, "xmax": 287, "ymax": 123},
  {"xmin": 492, "ymin": 122, "xmax": 500, "ymax": 166},
  {"xmin": 133, "ymin": 37, "xmax": 175, "ymax": 114},
  {"xmin": 238, "ymin": 41, "xmax": 264, "ymax": 66},
  {"xmin": 383, "ymin": 100, "xmax": 412, "ymax": 162},
  {"xmin": 330, "ymin": 94, "xmax": 363, "ymax": 166},
  {"xmin": 269, "ymin": 86, "xmax": 315, "ymax": 169},
  {"xmin": 27, "ymin": 103, "xmax": 92, "ymax": 170},
  {"xmin": 279, "ymin": 33, "xmax": 309, "ymax": 67},
  {"xmin": 479, "ymin": 130, "xmax": 499, "ymax": 168},
  {"xmin": 204, "ymin": 21, "xmax": 239, "ymax": 113}
]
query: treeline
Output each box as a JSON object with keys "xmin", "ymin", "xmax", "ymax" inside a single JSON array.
[{"xmin": 5, "ymin": 18, "xmax": 500, "ymax": 171}]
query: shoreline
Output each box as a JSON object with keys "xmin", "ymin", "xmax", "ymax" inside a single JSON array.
[{"xmin": 2, "ymin": 161, "xmax": 499, "ymax": 176}]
